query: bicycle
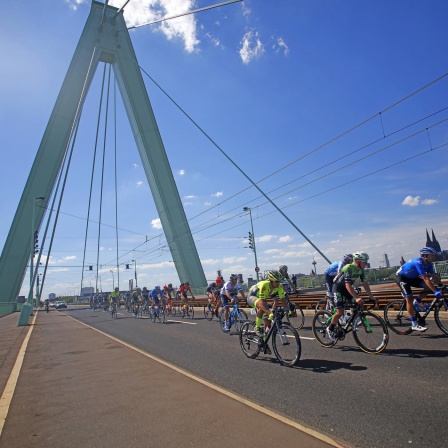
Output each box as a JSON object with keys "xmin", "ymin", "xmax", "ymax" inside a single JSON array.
[
  {"xmin": 180, "ymin": 298, "xmax": 194, "ymax": 319},
  {"xmin": 284, "ymin": 292, "xmax": 305, "ymax": 330},
  {"xmin": 150, "ymin": 304, "xmax": 165, "ymax": 323},
  {"xmin": 204, "ymin": 290, "xmax": 222, "ymax": 321},
  {"xmin": 164, "ymin": 298, "xmax": 176, "ymax": 317},
  {"xmin": 315, "ymin": 287, "xmax": 363, "ymax": 312},
  {"xmin": 239, "ymin": 307, "xmax": 301, "ymax": 367},
  {"xmin": 110, "ymin": 302, "xmax": 118, "ymax": 319},
  {"xmin": 312, "ymin": 301, "xmax": 389, "ymax": 354},
  {"xmin": 219, "ymin": 299, "xmax": 248, "ymax": 334},
  {"xmin": 133, "ymin": 302, "xmax": 142, "ymax": 318},
  {"xmin": 384, "ymin": 285, "xmax": 448, "ymax": 335}
]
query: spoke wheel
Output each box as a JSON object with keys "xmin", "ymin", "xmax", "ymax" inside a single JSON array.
[
  {"xmin": 219, "ymin": 311, "xmax": 228, "ymax": 332},
  {"xmin": 272, "ymin": 322, "xmax": 301, "ymax": 367},
  {"xmin": 188, "ymin": 305, "xmax": 194, "ymax": 319},
  {"xmin": 286, "ymin": 304, "xmax": 305, "ymax": 330},
  {"xmin": 312, "ymin": 311, "xmax": 338, "ymax": 348},
  {"xmin": 239, "ymin": 321, "xmax": 261, "ymax": 359},
  {"xmin": 384, "ymin": 299, "xmax": 412, "ymax": 335},
  {"xmin": 151, "ymin": 309, "xmax": 157, "ymax": 323},
  {"xmin": 434, "ymin": 301, "xmax": 448, "ymax": 335},
  {"xmin": 315, "ymin": 299, "xmax": 330, "ymax": 313},
  {"xmin": 353, "ymin": 311, "xmax": 389, "ymax": 354},
  {"xmin": 234, "ymin": 310, "xmax": 248, "ymax": 334}
]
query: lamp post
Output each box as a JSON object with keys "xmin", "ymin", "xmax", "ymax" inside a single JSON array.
[
  {"xmin": 132, "ymin": 259, "xmax": 138, "ymax": 287},
  {"xmin": 243, "ymin": 207, "xmax": 259, "ymax": 281},
  {"xmin": 110, "ymin": 269, "xmax": 115, "ymax": 289}
]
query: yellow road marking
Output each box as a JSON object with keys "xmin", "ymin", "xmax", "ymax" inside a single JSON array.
[{"xmin": 0, "ymin": 312, "xmax": 37, "ymax": 437}]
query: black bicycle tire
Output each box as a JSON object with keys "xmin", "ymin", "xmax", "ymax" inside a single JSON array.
[
  {"xmin": 272, "ymin": 322, "xmax": 301, "ymax": 367},
  {"xmin": 314, "ymin": 299, "xmax": 328, "ymax": 313},
  {"xmin": 434, "ymin": 301, "xmax": 448, "ymax": 335},
  {"xmin": 286, "ymin": 304, "xmax": 305, "ymax": 330},
  {"xmin": 353, "ymin": 311, "xmax": 389, "ymax": 354},
  {"xmin": 239, "ymin": 321, "xmax": 261, "ymax": 359},
  {"xmin": 312, "ymin": 310, "xmax": 338, "ymax": 348},
  {"xmin": 235, "ymin": 310, "xmax": 248, "ymax": 334},
  {"xmin": 384, "ymin": 299, "xmax": 412, "ymax": 335}
]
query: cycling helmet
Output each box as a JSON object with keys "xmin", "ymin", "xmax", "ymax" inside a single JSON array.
[
  {"xmin": 168, "ymin": 283, "xmax": 172, "ymax": 287},
  {"xmin": 343, "ymin": 254, "xmax": 353, "ymax": 262},
  {"xmin": 185, "ymin": 282, "xmax": 190, "ymax": 285},
  {"xmin": 136, "ymin": 287, "xmax": 141, "ymax": 292},
  {"xmin": 114, "ymin": 287, "xmax": 119, "ymax": 291},
  {"xmin": 229, "ymin": 274, "xmax": 237, "ymax": 281},
  {"xmin": 216, "ymin": 277, "xmax": 223, "ymax": 284},
  {"xmin": 142, "ymin": 286, "xmax": 147, "ymax": 291},
  {"xmin": 279, "ymin": 265, "xmax": 288, "ymax": 272},
  {"xmin": 267, "ymin": 270, "xmax": 282, "ymax": 282},
  {"xmin": 155, "ymin": 285, "xmax": 160, "ymax": 290},
  {"xmin": 353, "ymin": 252, "xmax": 369, "ymax": 262},
  {"xmin": 420, "ymin": 247, "xmax": 436, "ymax": 255}
]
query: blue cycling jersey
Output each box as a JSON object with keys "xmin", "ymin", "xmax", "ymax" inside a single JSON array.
[
  {"xmin": 325, "ymin": 260, "xmax": 347, "ymax": 276},
  {"xmin": 150, "ymin": 288, "xmax": 162, "ymax": 299},
  {"xmin": 397, "ymin": 257, "xmax": 434, "ymax": 279}
]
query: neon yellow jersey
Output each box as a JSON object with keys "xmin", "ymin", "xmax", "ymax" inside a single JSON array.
[{"xmin": 249, "ymin": 280, "xmax": 285, "ymax": 300}]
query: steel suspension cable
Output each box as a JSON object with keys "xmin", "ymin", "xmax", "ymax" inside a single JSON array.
[{"xmin": 114, "ymin": 76, "xmax": 120, "ymax": 290}]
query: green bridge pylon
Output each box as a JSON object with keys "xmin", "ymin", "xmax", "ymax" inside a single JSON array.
[{"xmin": 0, "ymin": 1, "xmax": 206, "ymax": 324}]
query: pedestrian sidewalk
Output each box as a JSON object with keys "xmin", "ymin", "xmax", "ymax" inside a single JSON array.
[{"xmin": 0, "ymin": 310, "xmax": 341, "ymax": 448}]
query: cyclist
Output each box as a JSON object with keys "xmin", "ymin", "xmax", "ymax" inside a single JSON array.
[
  {"xmin": 396, "ymin": 247, "xmax": 443, "ymax": 332},
  {"xmin": 246, "ymin": 270, "xmax": 287, "ymax": 353},
  {"xmin": 142, "ymin": 286, "xmax": 150, "ymax": 306},
  {"xmin": 125, "ymin": 290, "xmax": 132, "ymax": 312},
  {"xmin": 44, "ymin": 299, "xmax": 50, "ymax": 312},
  {"xmin": 206, "ymin": 280, "xmax": 221, "ymax": 312},
  {"xmin": 220, "ymin": 274, "xmax": 246, "ymax": 332},
  {"xmin": 179, "ymin": 281, "xmax": 195, "ymax": 309},
  {"xmin": 278, "ymin": 265, "xmax": 296, "ymax": 292},
  {"xmin": 109, "ymin": 287, "xmax": 120, "ymax": 313},
  {"xmin": 132, "ymin": 288, "xmax": 142, "ymax": 317},
  {"xmin": 324, "ymin": 254, "xmax": 353, "ymax": 304},
  {"xmin": 326, "ymin": 252, "xmax": 377, "ymax": 341},
  {"xmin": 150, "ymin": 285, "xmax": 163, "ymax": 312}
]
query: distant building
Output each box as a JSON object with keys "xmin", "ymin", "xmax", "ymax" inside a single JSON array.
[
  {"xmin": 382, "ymin": 254, "xmax": 390, "ymax": 268},
  {"xmin": 48, "ymin": 293, "xmax": 56, "ymax": 300},
  {"xmin": 81, "ymin": 287, "xmax": 94, "ymax": 296}
]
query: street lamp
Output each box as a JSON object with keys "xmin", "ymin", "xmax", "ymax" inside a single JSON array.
[
  {"xmin": 110, "ymin": 269, "xmax": 115, "ymax": 289},
  {"xmin": 132, "ymin": 259, "xmax": 137, "ymax": 287},
  {"xmin": 243, "ymin": 207, "xmax": 259, "ymax": 281}
]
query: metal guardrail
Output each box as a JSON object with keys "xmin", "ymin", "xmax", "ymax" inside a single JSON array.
[{"xmin": 434, "ymin": 261, "xmax": 448, "ymax": 279}]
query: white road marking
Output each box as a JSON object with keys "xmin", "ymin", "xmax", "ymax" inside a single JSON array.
[{"xmin": 166, "ymin": 320, "xmax": 197, "ymax": 325}]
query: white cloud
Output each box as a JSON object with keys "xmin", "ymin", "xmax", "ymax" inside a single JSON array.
[
  {"xmin": 223, "ymin": 256, "xmax": 246, "ymax": 264},
  {"xmin": 178, "ymin": 169, "xmax": 185, "ymax": 176},
  {"xmin": 204, "ymin": 201, "xmax": 211, "ymax": 206},
  {"xmin": 133, "ymin": 163, "xmax": 138, "ymax": 169},
  {"xmin": 200, "ymin": 258, "xmax": 219, "ymax": 265},
  {"xmin": 402, "ymin": 195, "xmax": 420, "ymax": 206},
  {"xmin": 239, "ymin": 29, "xmax": 265, "ymax": 64},
  {"xmin": 183, "ymin": 195, "xmax": 197, "ymax": 199},
  {"xmin": 136, "ymin": 181, "xmax": 143, "ymax": 187},
  {"xmin": 108, "ymin": 0, "xmax": 200, "ymax": 53},
  {"xmin": 402, "ymin": 195, "xmax": 438, "ymax": 207},
  {"xmin": 257, "ymin": 234, "xmax": 276, "ymax": 243},
  {"xmin": 264, "ymin": 249, "xmax": 281, "ymax": 254},
  {"xmin": 205, "ymin": 32, "xmax": 222, "ymax": 47},
  {"xmin": 65, "ymin": 0, "xmax": 86, "ymax": 11},
  {"xmin": 278, "ymin": 235, "xmax": 292, "ymax": 243},
  {"xmin": 273, "ymin": 37, "xmax": 289, "ymax": 56},
  {"xmin": 211, "ymin": 191, "xmax": 223, "ymax": 197},
  {"xmin": 421, "ymin": 199, "xmax": 438, "ymax": 205},
  {"xmin": 151, "ymin": 218, "xmax": 162, "ymax": 229},
  {"xmin": 62, "ymin": 255, "xmax": 77, "ymax": 261},
  {"xmin": 183, "ymin": 201, "xmax": 193, "ymax": 206}
]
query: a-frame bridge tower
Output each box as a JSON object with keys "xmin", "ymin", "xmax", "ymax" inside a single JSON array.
[{"xmin": 0, "ymin": 1, "xmax": 207, "ymax": 318}]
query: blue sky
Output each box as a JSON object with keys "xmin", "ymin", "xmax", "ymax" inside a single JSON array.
[{"xmin": 1, "ymin": 0, "xmax": 448, "ymax": 297}]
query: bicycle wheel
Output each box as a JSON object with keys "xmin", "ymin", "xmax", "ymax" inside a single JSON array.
[
  {"xmin": 239, "ymin": 321, "xmax": 261, "ymax": 359},
  {"xmin": 159, "ymin": 308, "xmax": 166, "ymax": 324},
  {"xmin": 315, "ymin": 299, "xmax": 329, "ymax": 313},
  {"xmin": 286, "ymin": 304, "xmax": 305, "ymax": 330},
  {"xmin": 434, "ymin": 300, "xmax": 448, "ymax": 335},
  {"xmin": 151, "ymin": 308, "xmax": 157, "ymax": 323},
  {"xmin": 272, "ymin": 322, "xmax": 301, "ymax": 367},
  {"xmin": 353, "ymin": 311, "xmax": 389, "ymax": 354},
  {"xmin": 234, "ymin": 310, "xmax": 248, "ymax": 334},
  {"xmin": 384, "ymin": 299, "xmax": 412, "ymax": 335},
  {"xmin": 312, "ymin": 311, "xmax": 338, "ymax": 348},
  {"xmin": 188, "ymin": 304, "xmax": 194, "ymax": 319}
]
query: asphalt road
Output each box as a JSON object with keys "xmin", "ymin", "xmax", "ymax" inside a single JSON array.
[{"xmin": 64, "ymin": 306, "xmax": 448, "ymax": 448}]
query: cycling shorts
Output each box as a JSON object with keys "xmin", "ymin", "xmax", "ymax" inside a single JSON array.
[
  {"xmin": 396, "ymin": 274, "xmax": 425, "ymax": 298},
  {"xmin": 246, "ymin": 295, "xmax": 263, "ymax": 308},
  {"xmin": 221, "ymin": 294, "xmax": 237, "ymax": 307}
]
